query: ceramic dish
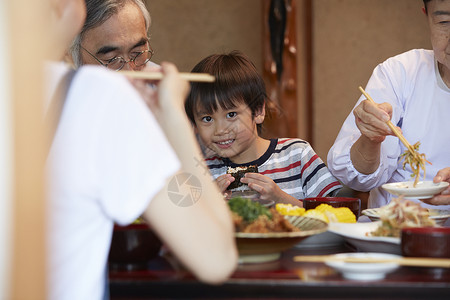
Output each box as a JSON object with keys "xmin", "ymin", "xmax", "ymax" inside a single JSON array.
[
  {"xmin": 294, "ymin": 231, "xmax": 345, "ymax": 249},
  {"xmin": 328, "ymin": 221, "xmax": 401, "ymax": 254},
  {"xmin": 325, "ymin": 252, "xmax": 401, "ymax": 281},
  {"xmin": 236, "ymin": 216, "xmax": 328, "ymax": 263},
  {"xmin": 381, "ymin": 181, "xmax": 449, "ymax": 199},
  {"xmin": 362, "ymin": 207, "xmax": 450, "ymax": 226}
]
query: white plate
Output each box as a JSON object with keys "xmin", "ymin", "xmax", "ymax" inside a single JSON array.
[
  {"xmin": 325, "ymin": 252, "xmax": 400, "ymax": 281},
  {"xmin": 328, "ymin": 222, "xmax": 401, "ymax": 254},
  {"xmin": 381, "ymin": 181, "xmax": 449, "ymax": 199},
  {"xmin": 362, "ymin": 207, "xmax": 450, "ymax": 226}
]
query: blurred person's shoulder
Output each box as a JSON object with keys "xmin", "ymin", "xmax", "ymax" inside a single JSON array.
[
  {"xmin": 76, "ymin": 64, "xmax": 132, "ymax": 89},
  {"xmin": 45, "ymin": 61, "xmax": 131, "ymax": 92}
]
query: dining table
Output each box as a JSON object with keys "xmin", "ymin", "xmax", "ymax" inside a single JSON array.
[{"xmin": 108, "ymin": 237, "xmax": 450, "ymax": 300}]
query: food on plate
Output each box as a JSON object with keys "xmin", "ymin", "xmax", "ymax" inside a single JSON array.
[
  {"xmin": 370, "ymin": 197, "xmax": 435, "ymax": 238},
  {"xmin": 276, "ymin": 203, "xmax": 356, "ymax": 223},
  {"xmin": 275, "ymin": 203, "xmax": 305, "ymax": 216},
  {"xmin": 132, "ymin": 217, "xmax": 146, "ymax": 224},
  {"xmin": 313, "ymin": 204, "xmax": 357, "ymax": 223},
  {"xmin": 399, "ymin": 141, "xmax": 431, "ymax": 187},
  {"xmin": 303, "ymin": 209, "xmax": 330, "ymax": 223},
  {"xmin": 227, "ymin": 165, "xmax": 258, "ymax": 190},
  {"xmin": 228, "ymin": 197, "xmax": 299, "ymax": 233}
]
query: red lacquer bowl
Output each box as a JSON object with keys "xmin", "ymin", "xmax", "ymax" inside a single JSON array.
[
  {"xmin": 401, "ymin": 227, "xmax": 450, "ymax": 258},
  {"xmin": 108, "ymin": 223, "xmax": 162, "ymax": 271}
]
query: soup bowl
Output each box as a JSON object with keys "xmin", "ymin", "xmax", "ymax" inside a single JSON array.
[{"xmin": 401, "ymin": 227, "xmax": 450, "ymax": 258}]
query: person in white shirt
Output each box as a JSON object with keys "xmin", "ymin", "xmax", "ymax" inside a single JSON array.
[
  {"xmin": 327, "ymin": 0, "xmax": 450, "ymax": 209},
  {"xmin": 46, "ymin": 0, "xmax": 237, "ymax": 299}
]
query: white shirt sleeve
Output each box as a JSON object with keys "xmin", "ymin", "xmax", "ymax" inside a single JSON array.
[{"xmin": 53, "ymin": 66, "xmax": 180, "ymax": 225}]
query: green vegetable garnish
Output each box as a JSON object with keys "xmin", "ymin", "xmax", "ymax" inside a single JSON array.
[{"xmin": 227, "ymin": 197, "xmax": 272, "ymax": 223}]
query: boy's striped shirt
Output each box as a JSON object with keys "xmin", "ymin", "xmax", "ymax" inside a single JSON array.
[{"xmin": 205, "ymin": 138, "xmax": 342, "ymax": 200}]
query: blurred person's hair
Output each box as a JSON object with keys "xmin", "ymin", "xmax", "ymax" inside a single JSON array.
[{"xmin": 69, "ymin": 0, "xmax": 151, "ymax": 67}]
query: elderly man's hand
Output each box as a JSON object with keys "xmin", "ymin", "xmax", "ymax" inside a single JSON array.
[
  {"xmin": 353, "ymin": 99, "xmax": 395, "ymax": 143},
  {"xmin": 421, "ymin": 168, "xmax": 450, "ymax": 205}
]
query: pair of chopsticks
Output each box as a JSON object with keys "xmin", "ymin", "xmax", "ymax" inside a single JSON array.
[
  {"xmin": 120, "ymin": 70, "xmax": 215, "ymax": 82},
  {"xmin": 294, "ymin": 255, "xmax": 450, "ymax": 268},
  {"xmin": 358, "ymin": 86, "xmax": 415, "ymax": 154}
]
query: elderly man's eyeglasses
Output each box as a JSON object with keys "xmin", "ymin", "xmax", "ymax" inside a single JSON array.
[{"xmin": 80, "ymin": 44, "xmax": 154, "ymax": 71}]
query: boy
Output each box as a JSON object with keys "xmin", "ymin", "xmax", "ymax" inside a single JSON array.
[{"xmin": 185, "ymin": 51, "xmax": 342, "ymax": 206}]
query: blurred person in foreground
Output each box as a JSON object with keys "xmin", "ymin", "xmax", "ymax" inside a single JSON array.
[
  {"xmin": 327, "ymin": 0, "xmax": 450, "ymax": 209},
  {"xmin": 46, "ymin": 0, "xmax": 237, "ymax": 299}
]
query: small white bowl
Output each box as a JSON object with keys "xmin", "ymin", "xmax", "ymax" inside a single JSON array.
[{"xmin": 325, "ymin": 252, "xmax": 400, "ymax": 281}]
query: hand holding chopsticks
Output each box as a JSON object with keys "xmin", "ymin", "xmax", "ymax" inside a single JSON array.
[
  {"xmin": 358, "ymin": 86, "xmax": 414, "ymax": 153},
  {"xmin": 358, "ymin": 86, "xmax": 431, "ymax": 186}
]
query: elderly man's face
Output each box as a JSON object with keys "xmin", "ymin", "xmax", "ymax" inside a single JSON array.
[
  {"xmin": 426, "ymin": 0, "xmax": 450, "ymax": 84},
  {"xmin": 81, "ymin": 2, "xmax": 149, "ymax": 70}
]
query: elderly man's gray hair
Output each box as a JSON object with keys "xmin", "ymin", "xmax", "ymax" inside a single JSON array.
[{"xmin": 69, "ymin": 0, "xmax": 151, "ymax": 67}]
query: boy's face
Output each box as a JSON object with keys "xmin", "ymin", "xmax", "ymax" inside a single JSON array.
[
  {"xmin": 80, "ymin": 1, "xmax": 149, "ymax": 70},
  {"xmin": 193, "ymin": 101, "xmax": 264, "ymax": 164},
  {"xmin": 426, "ymin": 0, "xmax": 450, "ymax": 77}
]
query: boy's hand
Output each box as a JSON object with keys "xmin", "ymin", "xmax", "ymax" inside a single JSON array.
[
  {"xmin": 240, "ymin": 173, "xmax": 285, "ymax": 202},
  {"xmin": 216, "ymin": 174, "xmax": 235, "ymax": 194}
]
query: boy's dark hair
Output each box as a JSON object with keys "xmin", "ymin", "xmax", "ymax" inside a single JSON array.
[
  {"xmin": 423, "ymin": 0, "xmax": 432, "ymax": 14},
  {"xmin": 185, "ymin": 50, "xmax": 267, "ymax": 133}
]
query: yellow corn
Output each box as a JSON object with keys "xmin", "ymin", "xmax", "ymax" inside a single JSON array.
[
  {"xmin": 276, "ymin": 203, "xmax": 305, "ymax": 216},
  {"xmin": 308, "ymin": 204, "xmax": 356, "ymax": 223},
  {"xmin": 277, "ymin": 203, "xmax": 356, "ymax": 223},
  {"xmin": 332, "ymin": 207, "xmax": 357, "ymax": 223}
]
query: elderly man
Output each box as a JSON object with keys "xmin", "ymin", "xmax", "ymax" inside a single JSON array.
[
  {"xmin": 69, "ymin": 0, "xmax": 153, "ymax": 70},
  {"xmin": 327, "ymin": 0, "xmax": 450, "ymax": 208}
]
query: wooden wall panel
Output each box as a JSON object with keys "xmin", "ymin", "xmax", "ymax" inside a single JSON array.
[
  {"xmin": 262, "ymin": 0, "xmax": 299, "ymax": 139},
  {"xmin": 146, "ymin": 0, "xmax": 263, "ymax": 72}
]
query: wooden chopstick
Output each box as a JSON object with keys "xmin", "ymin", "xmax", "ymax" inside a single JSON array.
[
  {"xmin": 358, "ymin": 86, "xmax": 414, "ymax": 153},
  {"xmin": 294, "ymin": 255, "xmax": 450, "ymax": 268},
  {"xmin": 120, "ymin": 70, "xmax": 215, "ymax": 82}
]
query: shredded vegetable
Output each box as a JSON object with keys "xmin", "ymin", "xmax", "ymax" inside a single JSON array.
[
  {"xmin": 370, "ymin": 197, "xmax": 435, "ymax": 238},
  {"xmin": 399, "ymin": 142, "xmax": 431, "ymax": 187}
]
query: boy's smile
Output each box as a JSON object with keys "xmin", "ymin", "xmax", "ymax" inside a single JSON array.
[
  {"xmin": 194, "ymin": 102, "xmax": 268, "ymax": 164},
  {"xmin": 215, "ymin": 139, "xmax": 235, "ymax": 149}
]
